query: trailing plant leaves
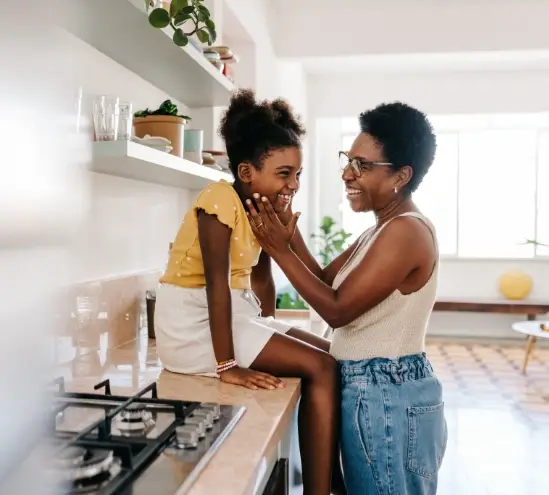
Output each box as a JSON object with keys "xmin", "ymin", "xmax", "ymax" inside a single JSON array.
[
  {"xmin": 206, "ymin": 19, "xmax": 216, "ymax": 43},
  {"xmin": 147, "ymin": 1, "xmax": 217, "ymax": 50},
  {"xmin": 197, "ymin": 5, "xmax": 210, "ymax": 21},
  {"xmin": 197, "ymin": 29, "xmax": 209, "ymax": 43},
  {"xmin": 148, "ymin": 8, "xmax": 170, "ymax": 28},
  {"xmin": 174, "ymin": 12, "xmax": 192, "ymax": 26},
  {"xmin": 170, "ymin": 0, "xmax": 188, "ymax": 16},
  {"xmin": 198, "ymin": 5, "xmax": 210, "ymax": 16},
  {"xmin": 173, "ymin": 28, "xmax": 189, "ymax": 46}
]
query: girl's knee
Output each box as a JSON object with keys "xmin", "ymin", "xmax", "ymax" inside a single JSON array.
[{"xmin": 306, "ymin": 351, "xmax": 338, "ymax": 380}]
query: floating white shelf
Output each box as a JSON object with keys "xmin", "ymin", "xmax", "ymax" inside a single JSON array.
[
  {"xmin": 92, "ymin": 141, "xmax": 232, "ymax": 189},
  {"xmin": 60, "ymin": 0, "xmax": 235, "ymax": 107}
]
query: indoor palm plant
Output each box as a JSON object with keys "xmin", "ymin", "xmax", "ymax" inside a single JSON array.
[
  {"xmin": 146, "ymin": 0, "xmax": 217, "ymax": 48},
  {"xmin": 525, "ymin": 238, "xmax": 549, "ymax": 248},
  {"xmin": 311, "ymin": 216, "xmax": 352, "ymax": 266}
]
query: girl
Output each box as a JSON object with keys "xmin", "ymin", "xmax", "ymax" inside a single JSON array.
[{"xmin": 154, "ymin": 89, "xmax": 340, "ymax": 495}]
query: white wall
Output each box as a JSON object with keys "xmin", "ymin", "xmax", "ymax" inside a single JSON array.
[
  {"xmin": 63, "ymin": 8, "xmax": 313, "ymax": 287},
  {"xmin": 64, "ymin": 33, "xmax": 193, "ymax": 282},
  {"xmin": 308, "ymin": 69, "xmax": 549, "ymax": 338},
  {"xmin": 224, "ymin": 0, "xmax": 279, "ymax": 99},
  {"xmin": 270, "ymin": 60, "xmax": 310, "ymax": 288}
]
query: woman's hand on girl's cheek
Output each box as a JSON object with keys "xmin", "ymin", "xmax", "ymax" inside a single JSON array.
[
  {"xmin": 245, "ymin": 196, "xmax": 300, "ymax": 258},
  {"xmin": 277, "ymin": 202, "xmax": 294, "ymax": 226}
]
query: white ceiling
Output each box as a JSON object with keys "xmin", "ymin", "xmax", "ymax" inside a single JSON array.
[
  {"xmin": 266, "ymin": 0, "xmax": 549, "ymax": 73},
  {"xmin": 301, "ymin": 50, "xmax": 549, "ymax": 75}
]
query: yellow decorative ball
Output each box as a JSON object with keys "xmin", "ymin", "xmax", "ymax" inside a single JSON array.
[{"xmin": 498, "ymin": 270, "xmax": 533, "ymax": 300}]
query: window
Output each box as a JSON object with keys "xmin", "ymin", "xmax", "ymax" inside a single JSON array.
[
  {"xmin": 457, "ymin": 130, "xmax": 537, "ymax": 258},
  {"xmin": 537, "ymin": 132, "xmax": 549, "ymax": 257},
  {"xmin": 414, "ymin": 132, "xmax": 459, "ymax": 255},
  {"xmin": 338, "ymin": 113, "xmax": 549, "ymax": 259}
]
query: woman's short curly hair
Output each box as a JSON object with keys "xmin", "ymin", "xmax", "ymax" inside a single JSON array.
[
  {"xmin": 359, "ymin": 102, "xmax": 436, "ymax": 193},
  {"xmin": 218, "ymin": 89, "xmax": 306, "ymax": 178}
]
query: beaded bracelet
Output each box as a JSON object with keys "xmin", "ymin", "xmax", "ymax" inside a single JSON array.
[{"xmin": 216, "ymin": 358, "xmax": 238, "ymax": 374}]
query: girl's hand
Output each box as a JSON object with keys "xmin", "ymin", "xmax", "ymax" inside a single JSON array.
[
  {"xmin": 246, "ymin": 195, "xmax": 300, "ymax": 257},
  {"xmin": 219, "ymin": 367, "xmax": 285, "ymax": 390}
]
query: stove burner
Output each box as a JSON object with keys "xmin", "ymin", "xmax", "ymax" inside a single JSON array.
[
  {"xmin": 57, "ymin": 446, "xmax": 87, "ymax": 467},
  {"xmin": 71, "ymin": 462, "xmax": 122, "ymax": 494},
  {"xmin": 119, "ymin": 403, "xmax": 146, "ymax": 421},
  {"xmin": 115, "ymin": 404, "xmax": 154, "ymax": 433},
  {"xmin": 54, "ymin": 448, "xmax": 118, "ymax": 484},
  {"xmin": 68, "ymin": 451, "xmax": 122, "ymax": 494}
]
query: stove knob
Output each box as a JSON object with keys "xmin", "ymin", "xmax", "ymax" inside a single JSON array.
[
  {"xmin": 175, "ymin": 426, "xmax": 199, "ymax": 449},
  {"xmin": 201, "ymin": 403, "xmax": 221, "ymax": 421},
  {"xmin": 184, "ymin": 417, "xmax": 206, "ymax": 438},
  {"xmin": 193, "ymin": 409, "xmax": 214, "ymax": 430}
]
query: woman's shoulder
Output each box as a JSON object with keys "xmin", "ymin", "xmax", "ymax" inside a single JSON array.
[{"xmin": 371, "ymin": 212, "xmax": 438, "ymax": 260}]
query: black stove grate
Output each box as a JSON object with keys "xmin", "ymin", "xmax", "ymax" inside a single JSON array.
[{"xmin": 51, "ymin": 377, "xmax": 200, "ymax": 495}]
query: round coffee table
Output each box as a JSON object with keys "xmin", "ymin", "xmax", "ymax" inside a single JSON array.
[{"xmin": 511, "ymin": 320, "xmax": 549, "ymax": 374}]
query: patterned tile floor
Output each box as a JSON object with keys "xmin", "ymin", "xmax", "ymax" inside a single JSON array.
[
  {"xmin": 291, "ymin": 339, "xmax": 549, "ymax": 495},
  {"xmin": 430, "ymin": 340, "xmax": 549, "ymax": 495}
]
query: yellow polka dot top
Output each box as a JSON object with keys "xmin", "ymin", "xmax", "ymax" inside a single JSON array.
[{"xmin": 160, "ymin": 180, "xmax": 261, "ymax": 289}]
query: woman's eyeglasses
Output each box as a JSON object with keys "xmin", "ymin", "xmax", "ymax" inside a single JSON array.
[{"xmin": 339, "ymin": 151, "xmax": 393, "ymax": 177}]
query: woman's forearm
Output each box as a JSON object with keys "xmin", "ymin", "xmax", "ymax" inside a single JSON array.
[
  {"xmin": 205, "ymin": 281, "xmax": 235, "ymax": 362},
  {"xmin": 290, "ymin": 227, "xmax": 325, "ymax": 280}
]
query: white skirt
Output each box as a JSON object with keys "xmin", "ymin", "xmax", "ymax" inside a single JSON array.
[{"xmin": 154, "ymin": 283, "xmax": 293, "ymax": 376}]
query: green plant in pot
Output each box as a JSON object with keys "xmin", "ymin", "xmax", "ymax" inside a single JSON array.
[
  {"xmin": 276, "ymin": 290, "xmax": 309, "ymax": 310},
  {"xmin": 146, "ymin": 0, "xmax": 217, "ymax": 48},
  {"xmin": 311, "ymin": 216, "xmax": 352, "ymax": 267},
  {"xmin": 134, "ymin": 100, "xmax": 191, "ymax": 158}
]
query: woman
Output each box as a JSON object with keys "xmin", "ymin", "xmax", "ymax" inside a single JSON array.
[
  {"xmin": 247, "ymin": 102, "xmax": 447, "ymax": 495},
  {"xmin": 154, "ymin": 89, "xmax": 340, "ymax": 495}
]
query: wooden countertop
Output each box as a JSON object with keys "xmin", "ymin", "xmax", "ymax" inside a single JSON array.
[{"xmin": 57, "ymin": 332, "xmax": 301, "ymax": 495}]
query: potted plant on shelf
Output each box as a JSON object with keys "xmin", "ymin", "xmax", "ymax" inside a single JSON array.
[
  {"xmin": 276, "ymin": 286, "xmax": 308, "ymax": 311},
  {"xmin": 146, "ymin": 0, "xmax": 217, "ymax": 48},
  {"xmin": 134, "ymin": 100, "xmax": 191, "ymax": 158}
]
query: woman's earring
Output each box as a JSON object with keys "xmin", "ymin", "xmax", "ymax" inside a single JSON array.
[{"xmin": 394, "ymin": 187, "xmax": 398, "ymax": 194}]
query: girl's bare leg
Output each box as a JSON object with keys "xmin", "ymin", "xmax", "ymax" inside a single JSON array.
[{"xmin": 252, "ymin": 332, "xmax": 339, "ymax": 495}]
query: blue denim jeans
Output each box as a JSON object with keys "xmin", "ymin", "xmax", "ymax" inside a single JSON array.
[{"xmin": 339, "ymin": 353, "xmax": 447, "ymax": 495}]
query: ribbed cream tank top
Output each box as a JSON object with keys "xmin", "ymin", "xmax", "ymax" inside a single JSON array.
[{"xmin": 329, "ymin": 212, "xmax": 439, "ymax": 361}]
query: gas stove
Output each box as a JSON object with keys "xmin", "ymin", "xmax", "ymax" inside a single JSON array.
[{"xmin": 3, "ymin": 377, "xmax": 245, "ymax": 494}]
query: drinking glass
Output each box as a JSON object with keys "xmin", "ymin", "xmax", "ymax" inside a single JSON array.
[
  {"xmin": 93, "ymin": 95, "xmax": 119, "ymax": 141},
  {"xmin": 117, "ymin": 101, "xmax": 133, "ymax": 141}
]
